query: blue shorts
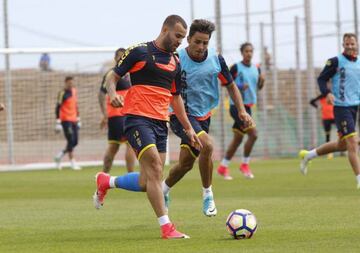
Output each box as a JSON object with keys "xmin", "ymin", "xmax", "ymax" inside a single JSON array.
[
  {"xmin": 124, "ymin": 115, "xmax": 168, "ymax": 159},
  {"xmin": 230, "ymin": 105, "xmax": 254, "ymax": 134},
  {"xmin": 170, "ymin": 115, "xmax": 210, "ymax": 157},
  {"xmin": 334, "ymin": 106, "xmax": 358, "ymax": 140},
  {"xmin": 108, "ymin": 116, "xmax": 127, "ymax": 144}
]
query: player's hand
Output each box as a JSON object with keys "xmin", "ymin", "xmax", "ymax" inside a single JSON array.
[
  {"xmin": 243, "ymin": 83, "xmax": 249, "ymax": 91},
  {"xmin": 100, "ymin": 116, "xmax": 108, "ymax": 129},
  {"xmin": 55, "ymin": 119, "xmax": 62, "ymax": 133},
  {"xmin": 0, "ymin": 103, "xmax": 5, "ymax": 111},
  {"xmin": 326, "ymin": 93, "xmax": 335, "ymax": 105},
  {"xmin": 77, "ymin": 117, "xmax": 82, "ymax": 129},
  {"xmin": 185, "ymin": 128, "xmax": 203, "ymax": 151},
  {"xmin": 238, "ymin": 110, "xmax": 255, "ymax": 128},
  {"xmin": 109, "ymin": 93, "xmax": 124, "ymax": 108}
]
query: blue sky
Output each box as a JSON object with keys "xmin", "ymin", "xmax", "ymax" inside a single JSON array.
[{"xmin": 0, "ymin": 0, "xmax": 358, "ymax": 70}]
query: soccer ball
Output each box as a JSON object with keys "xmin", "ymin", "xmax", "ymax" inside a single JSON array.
[{"xmin": 226, "ymin": 209, "xmax": 257, "ymax": 239}]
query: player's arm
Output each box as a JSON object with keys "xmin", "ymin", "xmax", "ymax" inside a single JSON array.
[
  {"xmin": 98, "ymin": 76, "xmax": 108, "ymax": 129},
  {"xmin": 55, "ymin": 91, "xmax": 64, "ymax": 132},
  {"xmin": 309, "ymin": 94, "xmax": 325, "ymax": 108},
  {"xmin": 219, "ymin": 55, "xmax": 253, "ymax": 126},
  {"xmin": 105, "ymin": 45, "xmax": 139, "ymax": 107},
  {"xmin": 257, "ymin": 67, "xmax": 265, "ymax": 90},
  {"xmin": 171, "ymin": 95, "xmax": 202, "ymax": 151},
  {"xmin": 317, "ymin": 57, "xmax": 338, "ymax": 105}
]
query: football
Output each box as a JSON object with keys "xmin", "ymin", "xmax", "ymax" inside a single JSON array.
[{"xmin": 226, "ymin": 209, "xmax": 257, "ymax": 239}]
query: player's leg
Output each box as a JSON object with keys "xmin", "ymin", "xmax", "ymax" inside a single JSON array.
[
  {"xmin": 197, "ymin": 132, "xmax": 217, "ymax": 216},
  {"xmin": 218, "ymin": 105, "xmax": 246, "ymax": 179},
  {"xmin": 323, "ymin": 119, "xmax": 334, "ymax": 159},
  {"xmin": 125, "ymin": 143, "xmax": 136, "ymax": 173},
  {"xmin": 70, "ymin": 122, "xmax": 81, "ymax": 170},
  {"xmin": 54, "ymin": 121, "xmax": 71, "ymax": 169},
  {"xmin": 240, "ymin": 127, "xmax": 258, "ymax": 179},
  {"xmin": 102, "ymin": 143, "xmax": 120, "ymax": 173}
]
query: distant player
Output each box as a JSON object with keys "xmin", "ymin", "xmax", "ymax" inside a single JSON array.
[
  {"xmin": 98, "ymin": 48, "xmax": 136, "ymax": 173},
  {"xmin": 310, "ymin": 93, "xmax": 335, "ymax": 159},
  {"xmin": 54, "ymin": 76, "xmax": 81, "ymax": 170},
  {"xmin": 93, "ymin": 15, "xmax": 202, "ymax": 239},
  {"xmin": 162, "ymin": 19, "xmax": 253, "ymax": 216},
  {"xmin": 299, "ymin": 33, "xmax": 360, "ymax": 189},
  {"xmin": 217, "ymin": 42, "xmax": 265, "ymax": 180},
  {"xmin": 0, "ymin": 103, "xmax": 4, "ymax": 111}
]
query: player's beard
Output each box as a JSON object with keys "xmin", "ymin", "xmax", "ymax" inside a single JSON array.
[{"xmin": 163, "ymin": 34, "xmax": 175, "ymax": 52}]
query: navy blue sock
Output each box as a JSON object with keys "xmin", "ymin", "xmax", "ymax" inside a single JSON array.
[{"xmin": 115, "ymin": 172, "xmax": 142, "ymax": 192}]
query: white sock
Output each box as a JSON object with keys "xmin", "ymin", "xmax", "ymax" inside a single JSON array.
[
  {"xmin": 356, "ymin": 174, "xmax": 360, "ymax": 184},
  {"xmin": 203, "ymin": 185, "xmax": 213, "ymax": 198},
  {"xmin": 70, "ymin": 159, "xmax": 76, "ymax": 166},
  {"xmin": 162, "ymin": 181, "xmax": 170, "ymax": 195},
  {"xmin": 242, "ymin": 157, "xmax": 250, "ymax": 164},
  {"xmin": 109, "ymin": 176, "xmax": 116, "ymax": 188},
  {"xmin": 221, "ymin": 158, "xmax": 230, "ymax": 167},
  {"xmin": 306, "ymin": 149, "xmax": 318, "ymax": 160},
  {"xmin": 56, "ymin": 151, "xmax": 65, "ymax": 159},
  {"xmin": 158, "ymin": 215, "xmax": 171, "ymax": 226}
]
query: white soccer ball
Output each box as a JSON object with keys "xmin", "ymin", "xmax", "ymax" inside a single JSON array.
[{"xmin": 226, "ymin": 209, "xmax": 257, "ymax": 239}]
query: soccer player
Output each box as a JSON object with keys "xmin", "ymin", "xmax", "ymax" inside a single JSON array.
[
  {"xmin": 310, "ymin": 93, "xmax": 335, "ymax": 159},
  {"xmin": 217, "ymin": 42, "xmax": 265, "ymax": 180},
  {"xmin": 98, "ymin": 48, "xmax": 136, "ymax": 173},
  {"xmin": 93, "ymin": 15, "xmax": 202, "ymax": 239},
  {"xmin": 162, "ymin": 19, "xmax": 253, "ymax": 217},
  {"xmin": 299, "ymin": 33, "xmax": 360, "ymax": 189},
  {"xmin": 54, "ymin": 76, "xmax": 81, "ymax": 170}
]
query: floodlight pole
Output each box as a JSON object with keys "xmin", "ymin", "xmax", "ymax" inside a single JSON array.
[
  {"xmin": 354, "ymin": 0, "xmax": 359, "ymax": 38},
  {"xmin": 245, "ymin": 0, "xmax": 250, "ymax": 41},
  {"xmin": 190, "ymin": 0, "xmax": 195, "ymax": 21},
  {"xmin": 336, "ymin": 0, "xmax": 342, "ymax": 53},
  {"xmin": 3, "ymin": 0, "xmax": 14, "ymax": 164},
  {"xmin": 215, "ymin": 0, "xmax": 225, "ymax": 157}
]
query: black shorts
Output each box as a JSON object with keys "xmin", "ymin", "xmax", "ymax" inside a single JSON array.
[
  {"xmin": 334, "ymin": 106, "xmax": 358, "ymax": 140},
  {"xmin": 108, "ymin": 116, "xmax": 127, "ymax": 144},
  {"xmin": 230, "ymin": 105, "xmax": 254, "ymax": 134},
  {"xmin": 170, "ymin": 114, "xmax": 210, "ymax": 157},
  {"xmin": 322, "ymin": 119, "xmax": 335, "ymax": 133},
  {"xmin": 125, "ymin": 115, "xmax": 168, "ymax": 160},
  {"xmin": 61, "ymin": 121, "xmax": 78, "ymax": 152}
]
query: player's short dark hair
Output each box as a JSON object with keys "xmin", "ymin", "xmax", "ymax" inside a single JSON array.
[
  {"xmin": 343, "ymin": 33, "xmax": 358, "ymax": 42},
  {"xmin": 163, "ymin": 15, "xmax": 187, "ymax": 29},
  {"xmin": 240, "ymin": 42, "xmax": 253, "ymax": 53},
  {"xmin": 115, "ymin": 48, "xmax": 125, "ymax": 57},
  {"xmin": 189, "ymin": 19, "xmax": 215, "ymax": 38},
  {"xmin": 65, "ymin": 76, "xmax": 74, "ymax": 82}
]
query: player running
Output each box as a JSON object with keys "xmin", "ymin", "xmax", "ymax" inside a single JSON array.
[
  {"xmin": 98, "ymin": 48, "xmax": 136, "ymax": 173},
  {"xmin": 162, "ymin": 19, "xmax": 253, "ymax": 216},
  {"xmin": 217, "ymin": 42, "xmax": 265, "ymax": 180},
  {"xmin": 54, "ymin": 76, "xmax": 81, "ymax": 170},
  {"xmin": 299, "ymin": 33, "xmax": 360, "ymax": 189},
  {"xmin": 93, "ymin": 15, "xmax": 202, "ymax": 239}
]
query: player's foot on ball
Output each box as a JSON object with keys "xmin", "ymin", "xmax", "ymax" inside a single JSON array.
[
  {"xmin": 240, "ymin": 164, "xmax": 254, "ymax": 179},
  {"xmin": 161, "ymin": 223, "xmax": 190, "ymax": 239},
  {"xmin": 93, "ymin": 172, "xmax": 110, "ymax": 209},
  {"xmin": 164, "ymin": 193, "xmax": 170, "ymax": 213},
  {"xmin": 217, "ymin": 165, "xmax": 233, "ymax": 180},
  {"xmin": 299, "ymin": 150, "xmax": 310, "ymax": 175},
  {"xmin": 203, "ymin": 195, "xmax": 217, "ymax": 217}
]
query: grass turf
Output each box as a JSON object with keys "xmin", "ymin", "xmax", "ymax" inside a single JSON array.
[{"xmin": 1, "ymin": 157, "xmax": 360, "ymax": 253}]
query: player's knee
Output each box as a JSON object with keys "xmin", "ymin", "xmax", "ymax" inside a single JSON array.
[
  {"xmin": 147, "ymin": 157, "xmax": 163, "ymax": 181},
  {"xmin": 179, "ymin": 158, "xmax": 195, "ymax": 173},
  {"xmin": 201, "ymin": 137, "xmax": 214, "ymax": 154}
]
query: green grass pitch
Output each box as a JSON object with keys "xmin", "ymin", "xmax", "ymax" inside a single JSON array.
[{"xmin": 1, "ymin": 157, "xmax": 360, "ymax": 253}]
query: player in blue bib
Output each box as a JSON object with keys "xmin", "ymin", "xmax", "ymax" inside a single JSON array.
[
  {"xmin": 217, "ymin": 42, "xmax": 265, "ymax": 180},
  {"xmin": 161, "ymin": 19, "xmax": 253, "ymax": 216},
  {"xmin": 299, "ymin": 33, "xmax": 360, "ymax": 189}
]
